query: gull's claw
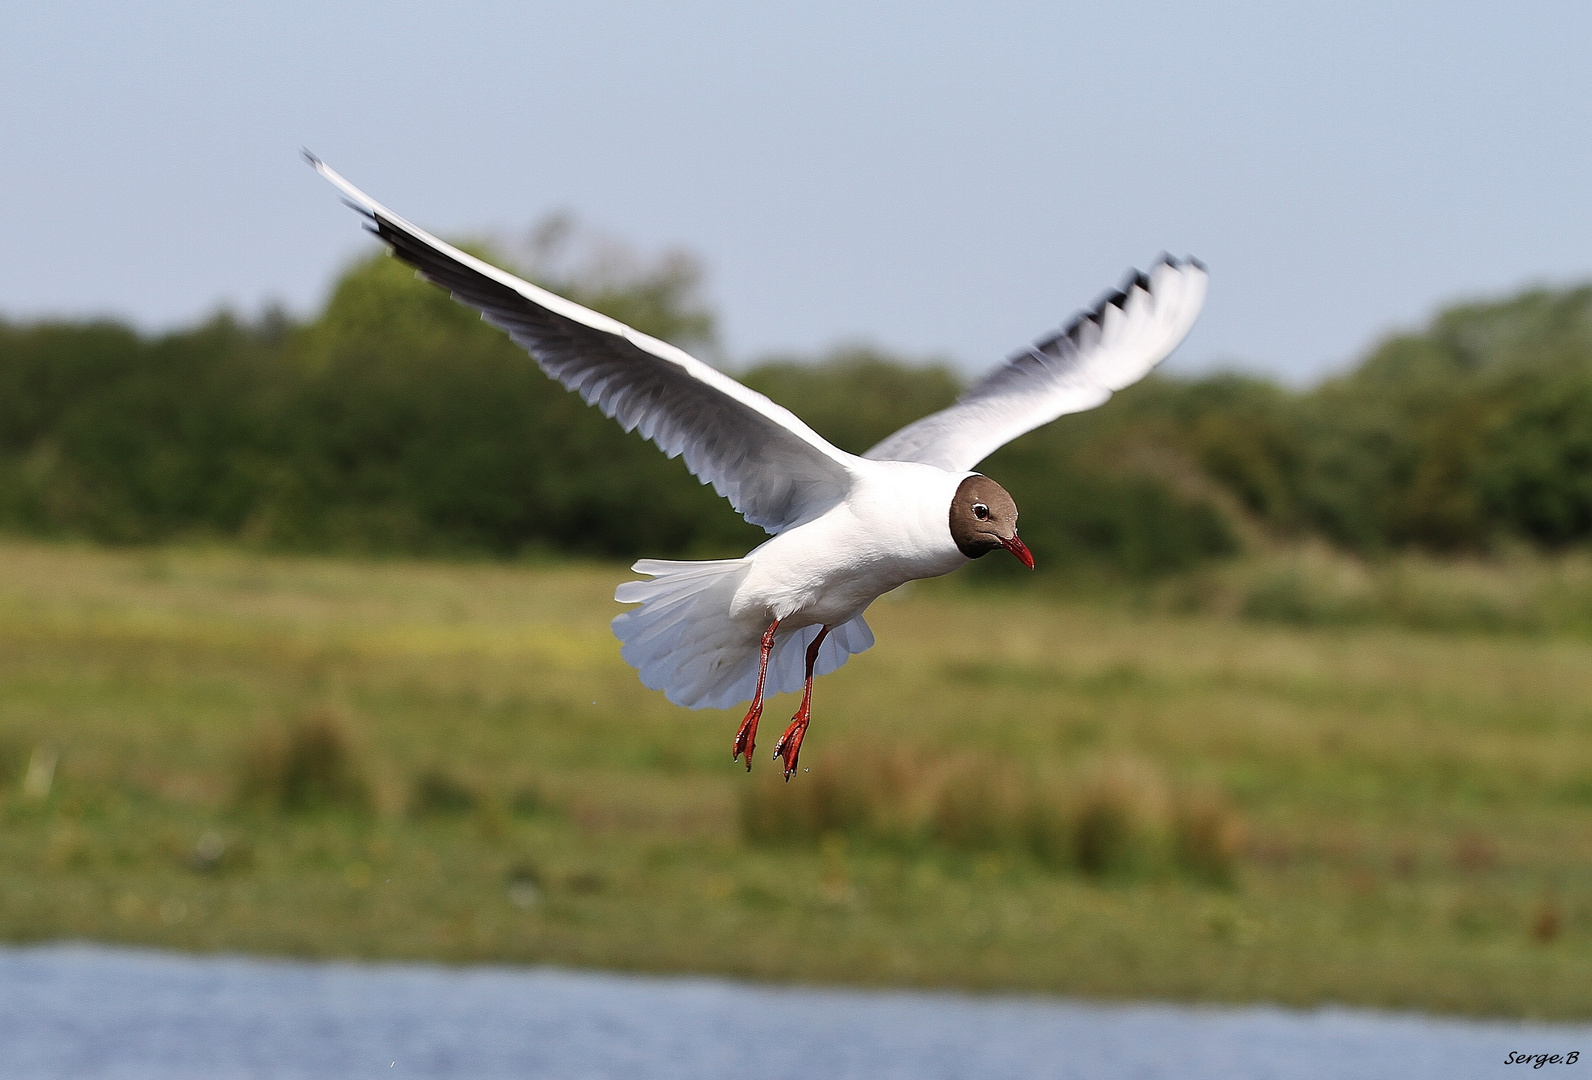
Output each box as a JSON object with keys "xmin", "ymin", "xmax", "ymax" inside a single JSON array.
[
  {"xmin": 773, "ymin": 712, "xmax": 809, "ymax": 781},
  {"xmin": 732, "ymin": 702, "xmax": 762, "ymax": 771}
]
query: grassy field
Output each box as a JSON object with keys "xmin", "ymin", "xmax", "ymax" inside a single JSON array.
[{"xmin": 1, "ymin": 540, "xmax": 1589, "ymax": 1018}]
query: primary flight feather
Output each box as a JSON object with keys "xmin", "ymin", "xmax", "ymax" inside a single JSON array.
[{"xmin": 308, "ymin": 153, "xmax": 1207, "ymax": 777}]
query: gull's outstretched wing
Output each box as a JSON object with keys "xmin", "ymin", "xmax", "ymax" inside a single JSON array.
[
  {"xmin": 308, "ymin": 154, "xmax": 857, "ymax": 534},
  {"xmin": 864, "ymin": 257, "xmax": 1207, "ymax": 472}
]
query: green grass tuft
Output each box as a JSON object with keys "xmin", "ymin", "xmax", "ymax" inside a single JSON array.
[{"xmin": 237, "ymin": 710, "xmax": 372, "ymax": 815}]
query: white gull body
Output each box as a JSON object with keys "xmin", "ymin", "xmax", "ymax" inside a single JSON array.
[
  {"xmin": 735, "ymin": 461, "xmax": 969, "ymax": 629},
  {"xmin": 619, "ymin": 461, "xmax": 970, "ymax": 710},
  {"xmin": 309, "ymin": 155, "xmax": 1208, "ymax": 711}
]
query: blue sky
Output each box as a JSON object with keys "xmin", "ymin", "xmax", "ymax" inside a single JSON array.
[{"xmin": 2, "ymin": 2, "xmax": 1588, "ymax": 382}]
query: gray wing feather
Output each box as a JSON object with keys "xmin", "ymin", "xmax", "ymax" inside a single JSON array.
[
  {"xmin": 309, "ymin": 154, "xmax": 857, "ymax": 534},
  {"xmin": 864, "ymin": 257, "xmax": 1207, "ymax": 472}
]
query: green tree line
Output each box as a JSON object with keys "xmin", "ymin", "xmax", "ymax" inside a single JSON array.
[{"xmin": 2, "ymin": 244, "xmax": 1589, "ymax": 575}]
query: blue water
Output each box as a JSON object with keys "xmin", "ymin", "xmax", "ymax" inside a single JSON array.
[{"xmin": 0, "ymin": 944, "xmax": 1585, "ymax": 1079}]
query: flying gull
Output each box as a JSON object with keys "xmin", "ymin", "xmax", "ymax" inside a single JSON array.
[{"xmin": 307, "ymin": 154, "xmax": 1207, "ymax": 778}]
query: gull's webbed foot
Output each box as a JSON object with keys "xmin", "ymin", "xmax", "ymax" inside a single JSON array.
[
  {"xmin": 732, "ymin": 703, "xmax": 762, "ymax": 771},
  {"xmin": 772, "ymin": 708, "xmax": 810, "ymax": 781}
]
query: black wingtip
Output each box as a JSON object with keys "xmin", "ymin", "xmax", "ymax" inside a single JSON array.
[
  {"xmin": 1148, "ymin": 252, "xmax": 1208, "ymax": 274},
  {"xmin": 1148, "ymin": 252, "xmax": 1206, "ymax": 271},
  {"xmin": 1119, "ymin": 253, "xmax": 1209, "ymax": 296},
  {"xmin": 1025, "ymin": 252, "xmax": 1208, "ymax": 362},
  {"xmin": 301, "ymin": 147, "xmax": 323, "ymax": 170},
  {"xmin": 1097, "ymin": 287, "xmax": 1129, "ymax": 312}
]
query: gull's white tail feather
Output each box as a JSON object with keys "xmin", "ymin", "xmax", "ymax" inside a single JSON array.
[{"xmin": 613, "ymin": 560, "xmax": 874, "ymax": 710}]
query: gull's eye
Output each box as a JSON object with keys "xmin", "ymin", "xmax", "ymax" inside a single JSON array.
[{"xmin": 972, "ymin": 503, "xmax": 990, "ymax": 520}]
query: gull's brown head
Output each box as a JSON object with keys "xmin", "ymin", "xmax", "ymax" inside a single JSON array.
[{"xmin": 949, "ymin": 475, "xmax": 1034, "ymax": 569}]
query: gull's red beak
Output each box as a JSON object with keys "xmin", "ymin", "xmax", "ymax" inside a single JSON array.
[{"xmin": 1000, "ymin": 533, "xmax": 1036, "ymax": 570}]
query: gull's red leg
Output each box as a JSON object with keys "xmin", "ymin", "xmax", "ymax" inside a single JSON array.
[
  {"xmin": 774, "ymin": 626, "xmax": 831, "ymax": 781},
  {"xmin": 732, "ymin": 620, "xmax": 779, "ymax": 771}
]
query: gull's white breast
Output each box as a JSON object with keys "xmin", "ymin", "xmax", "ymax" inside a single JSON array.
[{"xmin": 730, "ymin": 462, "xmax": 970, "ymax": 630}]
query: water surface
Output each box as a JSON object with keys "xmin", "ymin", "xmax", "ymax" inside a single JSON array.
[{"xmin": 0, "ymin": 944, "xmax": 1583, "ymax": 1079}]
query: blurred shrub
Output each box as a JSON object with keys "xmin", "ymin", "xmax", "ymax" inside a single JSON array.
[
  {"xmin": 505, "ymin": 861, "xmax": 543, "ymax": 909},
  {"xmin": 1058, "ymin": 759, "xmax": 1172, "ymax": 877},
  {"xmin": 742, "ymin": 348, "xmax": 961, "ymax": 456},
  {"xmin": 1173, "ymin": 791, "xmax": 1248, "ymax": 885},
  {"xmin": 740, "ymin": 746, "xmax": 1244, "ymax": 884},
  {"xmin": 0, "ymin": 735, "xmax": 22, "ymax": 793},
  {"xmin": 0, "ymin": 241, "xmax": 1253, "ymax": 578},
  {"xmin": 238, "ymin": 709, "xmax": 371, "ymax": 814},
  {"xmin": 1531, "ymin": 899, "xmax": 1563, "ymax": 943},
  {"xmin": 1237, "ymin": 559, "xmax": 1376, "ymax": 626},
  {"xmin": 739, "ymin": 749, "xmax": 900, "ymax": 847},
  {"xmin": 1167, "ymin": 545, "xmax": 1592, "ymax": 633},
  {"xmin": 564, "ymin": 869, "xmax": 606, "ymax": 894},
  {"xmin": 509, "ymin": 781, "xmax": 545, "ymax": 818},
  {"xmin": 184, "ymin": 829, "xmax": 254, "ymax": 874},
  {"xmin": 0, "ymin": 240, "xmax": 759, "ymax": 561},
  {"xmin": 1, "ymin": 240, "xmax": 1590, "ymax": 572},
  {"xmin": 932, "ymin": 758, "xmax": 1027, "ymax": 852},
  {"xmin": 409, "ymin": 767, "xmax": 478, "ymax": 816}
]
